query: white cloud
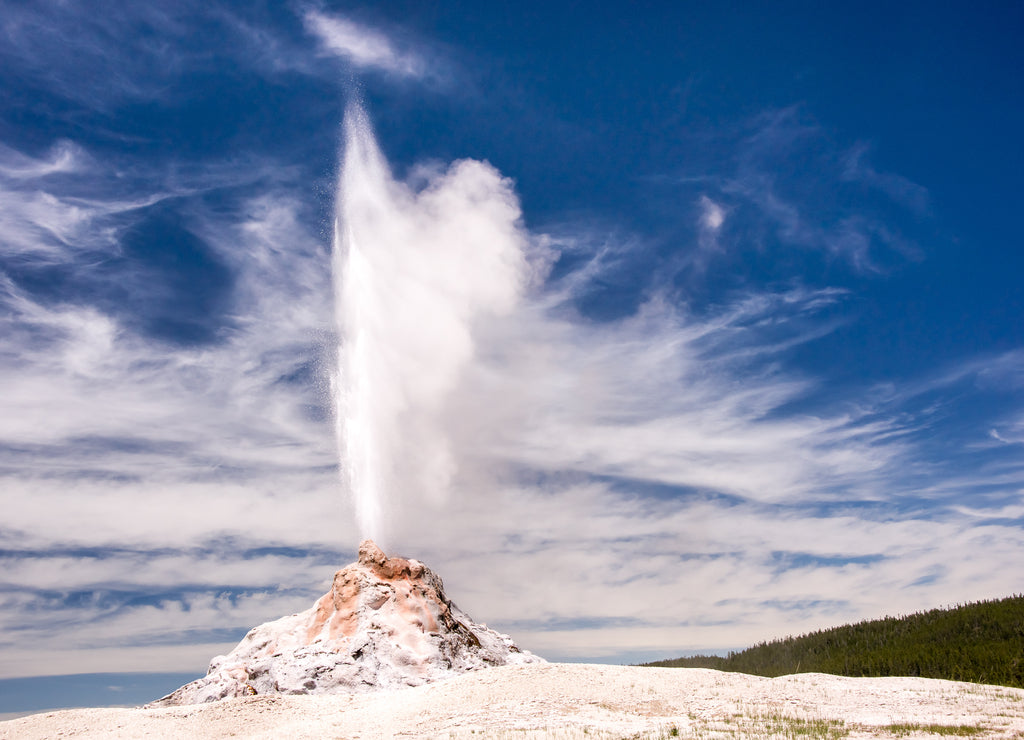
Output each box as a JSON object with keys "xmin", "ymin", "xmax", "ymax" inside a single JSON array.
[
  {"xmin": 1, "ymin": 105, "xmax": 1021, "ymax": 680},
  {"xmin": 694, "ymin": 194, "xmax": 726, "ymax": 258},
  {"xmin": 843, "ymin": 142, "xmax": 930, "ymax": 215},
  {"xmin": 0, "ymin": 140, "xmax": 84, "ymax": 179},
  {"xmin": 697, "ymin": 106, "xmax": 931, "ymax": 272},
  {"xmin": 303, "ymin": 11, "xmax": 425, "ymax": 78},
  {"xmin": 0, "ymin": 3, "xmax": 203, "ymax": 109},
  {"xmin": 699, "ymin": 194, "xmax": 725, "ymax": 232},
  {"xmin": 990, "ymin": 419, "xmax": 1024, "ymax": 446}
]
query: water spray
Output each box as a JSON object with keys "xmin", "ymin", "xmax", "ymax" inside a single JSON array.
[{"xmin": 332, "ymin": 102, "xmax": 532, "ymax": 543}]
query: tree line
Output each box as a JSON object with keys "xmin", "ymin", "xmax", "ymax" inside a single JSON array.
[{"xmin": 641, "ymin": 595, "xmax": 1024, "ymax": 688}]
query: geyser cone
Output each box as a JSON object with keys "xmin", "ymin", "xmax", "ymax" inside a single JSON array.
[{"xmin": 151, "ymin": 540, "xmax": 543, "ymax": 705}]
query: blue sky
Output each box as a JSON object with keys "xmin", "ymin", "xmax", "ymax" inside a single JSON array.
[{"xmin": 1, "ymin": 0, "xmax": 1023, "ymax": 714}]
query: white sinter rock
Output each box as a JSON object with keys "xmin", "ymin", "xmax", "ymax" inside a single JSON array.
[{"xmin": 150, "ymin": 540, "xmax": 543, "ymax": 706}]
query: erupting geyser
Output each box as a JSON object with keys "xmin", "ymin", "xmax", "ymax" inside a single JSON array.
[
  {"xmin": 149, "ymin": 105, "xmax": 547, "ymax": 707},
  {"xmin": 332, "ymin": 102, "xmax": 533, "ymax": 542},
  {"xmin": 151, "ymin": 540, "xmax": 542, "ymax": 705}
]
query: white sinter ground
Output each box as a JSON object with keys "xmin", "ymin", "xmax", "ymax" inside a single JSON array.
[{"xmin": 4, "ymin": 663, "xmax": 1024, "ymax": 739}]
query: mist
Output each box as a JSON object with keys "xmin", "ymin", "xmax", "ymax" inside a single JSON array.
[{"xmin": 334, "ymin": 102, "xmax": 539, "ymax": 543}]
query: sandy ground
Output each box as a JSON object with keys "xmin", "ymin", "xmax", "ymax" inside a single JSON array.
[{"xmin": 3, "ymin": 663, "xmax": 1024, "ymax": 739}]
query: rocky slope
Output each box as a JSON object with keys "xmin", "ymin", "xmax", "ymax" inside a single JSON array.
[{"xmin": 151, "ymin": 540, "xmax": 542, "ymax": 705}]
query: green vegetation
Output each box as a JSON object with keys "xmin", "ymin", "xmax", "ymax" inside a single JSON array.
[
  {"xmin": 642, "ymin": 595, "xmax": 1024, "ymax": 688},
  {"xmin": 749, "ymin": 713, "xmax": 847, "ymax": 739},
  {"xmin": 886, "ymin": 723, "xmax": 987, "ymax": 737}
]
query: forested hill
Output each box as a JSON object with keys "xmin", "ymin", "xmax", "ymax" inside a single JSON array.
[{"xmin": 642, "ymin": 595, "xmax": 1024, "ymax": 689}]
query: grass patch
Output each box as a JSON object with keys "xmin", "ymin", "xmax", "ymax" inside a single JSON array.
[
  {"xmin": 886, "ymin": 723, "xmax": 987, "ymax": 736},
  {"xmin": 677, "ymin": 711, "xmax": 848, "ymax": 739},
  {"xmin": 755, "ymin": 713, "xmax": 847, "ymax": 739}
]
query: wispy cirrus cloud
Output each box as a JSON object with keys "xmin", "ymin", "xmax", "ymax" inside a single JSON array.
[
  {"xmin": 842, "ymin": 142, "xmax": 931, "ymax": 215},
  {"xmin": 0, "ymin": 2, "xmax": 397, "ymax": 116},
  {"xmin": 0, "ymin": 1, "xmax": 203, "ymax": 109},
  {"xmin": 696, "ymin": 194, "xmax": 726, "ymax": 253},
  {"xmin": 990, "ymin": 415, "xmax": 1024, "ymax": 447},
  {"xmin": 669, "ymin": 106, "xmax": 930, "ymax": 275},
  {"xmin": 303, "ymin": 10, "xmax": 428, "ymax": 79},
  {"xmin": 0, "ymin": 140, "xmax": 84, "ymax": 179},
  {"xmin": 699, "ymin": 195, "xmax": 725, "ymax": 232},
  {"xmin": 0, "ymin": 131, "xmax": 349, "ymax": 678},
  {"xmin": 0, "ymin": 141, "xmax": 144, "ymax": 262}
]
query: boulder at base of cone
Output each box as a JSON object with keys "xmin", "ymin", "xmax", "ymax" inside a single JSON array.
[{"xmin": 151, "ymin": 540, "xmax": 543, "ymax": 705}]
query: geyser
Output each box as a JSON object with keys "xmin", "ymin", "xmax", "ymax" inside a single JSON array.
[
  {"xmin": 150, "ymin": 104, "xmax": 550, "ymax": 710},
  {"xmin": 332, "ymin": 102, "xmax": 532, "ymax": 541}
]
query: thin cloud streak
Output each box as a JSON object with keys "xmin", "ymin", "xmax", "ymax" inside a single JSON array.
[
  {"xmin": 667, "ymin": 106, "xmax": 932, "ymax": 273},
  {"xmin": 439, "ymin": 288, "xmax": 905, "ymax": 511},
  {"xmin": 304, "ymin": 11, "xmax": 427, "ymax": 78}
]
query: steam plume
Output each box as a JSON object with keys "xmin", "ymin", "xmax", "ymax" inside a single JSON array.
[{"xmin": 333, "ymin": 102, "xmax": 531, "ymax": 542}]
